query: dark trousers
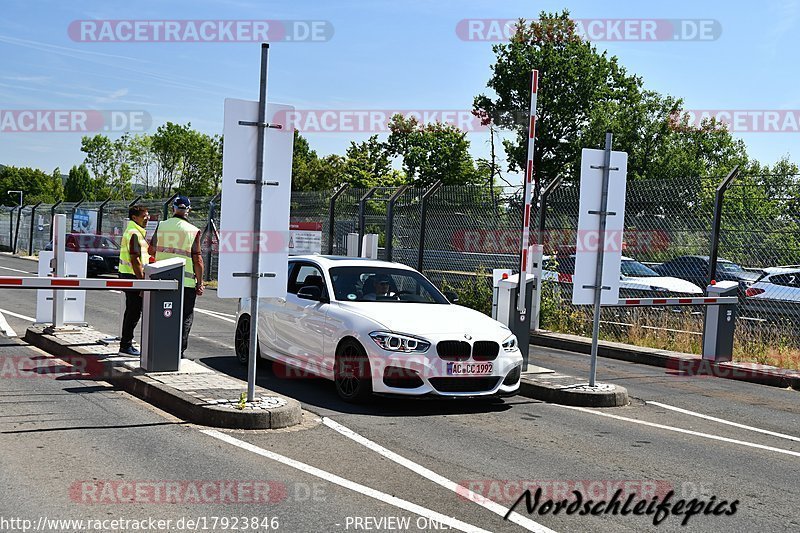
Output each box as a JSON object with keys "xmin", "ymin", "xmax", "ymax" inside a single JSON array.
[
  {"xmin": 182, "ymin": 287, "xmax": 197, "ymax": 355},
  {"xmin": 120, "ymin": 273, "xmax": 142, "ymax": 349}
]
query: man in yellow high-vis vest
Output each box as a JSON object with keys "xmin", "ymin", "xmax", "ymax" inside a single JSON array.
[
  {"xmin": 118, "ymin": 205, "xmax": 150, "ymax": 356},
  {"xmin": 148, "ymin": 196, "xmax": 204, "ymax": 357}
]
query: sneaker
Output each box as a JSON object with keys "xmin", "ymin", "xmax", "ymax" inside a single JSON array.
[{"xmin": 119, "ymin": 345, "xmax": 141, "ymax": 356}]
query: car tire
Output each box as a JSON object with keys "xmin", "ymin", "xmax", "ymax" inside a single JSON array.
[
  {"xmin": 334, "ymin": 339, "xmax": 372, "ymax": 403},
  {"xmin": 234, "ymin": 314, "xmax": 262, "ymax": 366}
]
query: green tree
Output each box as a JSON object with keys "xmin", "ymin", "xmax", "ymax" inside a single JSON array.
[
  {"xmin": 80, "ymin": 134, "xmax": 116, "ymax": 191},
  {"xmin": 0, "ymin": 166, "xmax": 59, "ymax": 205},
  {"xmin": 386, "ymin": 115, "xmax": 481, "ymax": 187},
  {"xmin": 64, "ymin": 164, "xmax": 93, "ymax": 202},
  {"xmin": 151, "ymin": 122, "xmax": 186, "ymax": 197},
  {"xmin": 49, "ymin": 167, "xmax": 64, "ymax": 202},
  {"xmin": 291, "ymin": 131, "xmax": 334, "ymax": 191},
  {"xmin": 341, "ymin": 135, "xmax": 405, "ymax": 188}
]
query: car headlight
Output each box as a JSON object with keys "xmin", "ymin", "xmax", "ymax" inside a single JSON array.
[
  {"xmin": 502, "ymin": 334, "xmax": 518, "ymax": 352},
  {"xmin": 89, "ymin": 255, "xmax": 104, "ymax": 261},
  {"xmin": 369, "ymin": 332, "xmax": 430, "ymax": 353}
]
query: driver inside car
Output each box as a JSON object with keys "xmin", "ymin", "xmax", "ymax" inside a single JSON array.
[{"xmin": 363, "ymin": 274, "xmax": 397, "ymax": 300}]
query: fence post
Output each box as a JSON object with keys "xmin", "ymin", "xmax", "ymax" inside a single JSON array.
[
  {"xmin": 70, "ymin": 198, "xmax": 85, "ymax": 232},
  {"xmin": 9, "ymin": 208, "xmax": 14, "ymax": 250},
  {"xmin": 13, "ymin": 205, "xmax": 26, "ymax": 254},
  {"xmin": 358, "ymin": 187, "xmax": 378, "ymax": 256},
  {"xmin": 707, "ymin": 166, "xmax": 740, "ymax": 288},
  {"xmin": 417, "ymin": 181, "xmax": 442, "ymax": 273},
  {"xmin": 27, "ymin": 201, "xmax": 43, "ymax": 256},
  {"xmin": 128, "ymin": 195, "xmax": 143, "ymax": 208},
  {"xmin": 49, "ymin": 200, "xmax": 63, "ymax": 241},
  {"xmin": 202, "ymin": 192, "xmax": 221, "ymax": 281},
  {"xmin": 96, "ymin": 197, "xmax": 112, "ymax": 236},
  {"xmin": 385, "ymin": 184, "xmax": 410, "ymax": 262},
  {"xmin": 327, "ymin": 184, "xmax": 350, "ymax": 255},
  {"xmin": 163, "ymin": 193, "xmax": 179, "ymax": 220}
]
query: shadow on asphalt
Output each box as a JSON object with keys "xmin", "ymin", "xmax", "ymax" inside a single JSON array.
[{"xmin": 200, "ymin": 355, "xmax": 515, "ymax": 417}]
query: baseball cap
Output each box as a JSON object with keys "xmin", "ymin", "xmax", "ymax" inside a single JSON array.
[{"xmin": 173, "ymin": 195, "xmax": 191, "ymax": 210}]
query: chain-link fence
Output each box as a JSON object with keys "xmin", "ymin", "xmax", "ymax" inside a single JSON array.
[{"xmin": 2, "ymin": 177, "xmax": 798, "ymax": 367}]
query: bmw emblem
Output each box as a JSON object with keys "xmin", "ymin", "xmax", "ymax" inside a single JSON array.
[{"xmin": 464, "ymin": 333, "xmax": 472, "ymax": 340}]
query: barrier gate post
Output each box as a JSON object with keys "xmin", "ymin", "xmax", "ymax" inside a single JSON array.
[{"xmin": 141, "ymin": 258, "xmax": 185, "ymax": 372}]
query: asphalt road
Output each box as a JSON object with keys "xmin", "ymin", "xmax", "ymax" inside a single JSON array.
[{"xmin": 0, "ymin": 252, "xmax": 798, "ymax": 533}]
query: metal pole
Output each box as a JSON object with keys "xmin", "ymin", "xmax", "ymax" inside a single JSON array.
[
  {"xmin": 71, "ymin": 198, "xmax": 85, "ymax": 232},
  {"xmin": 8, "ymin": 208, "xmax": 13, "ymax": 250},
  {"xmin": 49, "ymin": 200, "xmax": 63, "ymax": 241},
  {"xmin": 203, "ymin": 193, "xmax": 221, "ymax": 282},
  {"xmin": 707, "ymin": 166, "xmax": 740, "ymax": 288},
  {"xmin": 417, "ymin": 181, "xmax": 442, "ymax": 273},
  {"xmin": 247, "ymin": 43, "xmax": 271, "ymax": 402},
  {"xmin": 96, "ymin": 197, "xmax": 111, "ymax": 236},
  {"xmin": 385, "ymin": 184, "xmax": 410, "ymax": 262},
  {"xmin": 357, "ymin": 187, "xmax": 378, "ymax": 257},
  {"xmin": 163, "ymin": 193, "xmax": 179, "ymax": 221},
  {"xmin": 51, "ymin": 214, "xmax": 67, "ymax": 329},
  {"xmin": 518, "ymin": 70, "xmax": 539, "ymax": 314},
  {"xmin": 128, "ymin": 195, "xmax": 143, "ymax": 208},
  {"xmin": 13, "ymin": 205, "xmax": 25, "ymax": 255},
  {"xmin": 327, "ymin": 184, "xmax": 350, "ymax": 255},
  {"xmin": 588, "ymin": 132, "xmax": 614, "ymax": 387},
  {"xmin": 28, "ymin": 201, "xmax": 43, "ymax": 256}
]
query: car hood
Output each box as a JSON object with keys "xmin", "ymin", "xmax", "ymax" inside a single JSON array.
[
  {"xmin": 335, "ymin": 301, "xmax": 510, "ymax": 338},
  {"xmin": 621, "ymin": 276, "xmax": 703, "ymax": 294}
]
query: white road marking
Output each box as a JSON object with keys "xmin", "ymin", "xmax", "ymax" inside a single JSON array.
[
  {"xmin": 648, "ymin": 401, "xmax": 800, "ymax": 443},
  {"xmin": 201, "ymin": 429, "xmax": 493, "ymax": 533},
  {"xmin": 196, "ymin": 307, "xmax": 236, "ymax": 318},
  {"xmin": 555, "ymin": 404, "xmax": 800, "ymax": 458},
  {"xmin": 323, "ymin": 417, "xmax": 555, "ymax": 533},
  {"xmin": 0, "ymin": 311, "xmax": 17, "ymax": 337},
  {"xmin": 195, "ymin": 308, "xmax": 236, "ymax": 323},
  {"xmin": 0, "ymin": 307, "xmax": 36, "ymax": 322},
  {"xmin": 0, "ymin": 265, "xmax": 33, "ymax": 274}
]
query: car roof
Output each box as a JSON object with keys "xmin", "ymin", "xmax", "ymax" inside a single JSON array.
[
  {"xmin": 289, "ymin": 255, "xmax": 417, "ymax": 271},
  {"xmin": 762, "ymin": 267, "xmax": 800, "ymax": 276}
]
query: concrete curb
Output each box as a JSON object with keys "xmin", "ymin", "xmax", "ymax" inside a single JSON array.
[
  {"xmin": 531, "ymin": 331, "xmax": 800, "ymax": 391},
  {"xmin": 518, "ymin": 375, "xmax": 628, "ymax": 407},
  {"xmin": 24, "ymin": 326, "xmax": 302, "ymax": 429}
]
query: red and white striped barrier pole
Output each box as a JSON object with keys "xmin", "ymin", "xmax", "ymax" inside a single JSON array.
[
  {"xmin": 0, "ymin": 277, "xmax": 178, "ymax": 291},
  {"xmin": 518, "ymin": 69, "xmax": 539, "ymax": 314},
  {"xmin": 607, "ymin": 296, "xmax": 738, "ymax": 307}
]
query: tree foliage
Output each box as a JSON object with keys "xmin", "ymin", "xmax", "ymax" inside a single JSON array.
[{"xmin": 0, "ymin": 165, "xmax": 64, "ymax": 205}]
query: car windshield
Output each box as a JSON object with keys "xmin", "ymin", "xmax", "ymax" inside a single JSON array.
[
  {"xmin": 73, "ymin": 235, "xmax": 119, "ymax": 250},
  {"xmin": 621, "ymin": 260, "xmax": 659, "ymax": 277},
  {"xmin": 718, "ymin": 261, "xmax": 744, "ymax": 273},
  {"xmin": 329, "ymin": 266, "xmax": 449, "ymax": 304}
]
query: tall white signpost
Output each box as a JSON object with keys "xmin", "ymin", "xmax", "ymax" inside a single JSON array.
[
  {"xmin": 573, "ymin": 133, "xmax": 628, "ymax": 386},
  {"xmin": 218, "ymin": 44, "xmax": 294, "ymax": 402}
]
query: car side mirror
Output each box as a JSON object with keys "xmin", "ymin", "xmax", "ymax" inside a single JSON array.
[
  {"xmin": 297, "ymin": 286, "xmax": 328, "ymax": 303},
  {"xmin": 443, "ymin": 290, "xmax": 459, "ymax": 304}
]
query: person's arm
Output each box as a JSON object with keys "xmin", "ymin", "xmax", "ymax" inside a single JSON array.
[
  {"xmin": 191, "ymin": 231, "xmax": 204, "ymax": 295},
  {"xmin": 130, "ymin": 234, "xmax": 145, "ymax": 279}
]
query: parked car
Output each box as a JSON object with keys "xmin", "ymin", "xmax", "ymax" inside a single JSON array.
[
  {"xmin": 652, "ymin": 255, "xmax": 759, "ymax": 294},
  {"xmin": 744, "ymin": 268, "xmax": 800, "ymax": 302},
  {"xmin": 234, "ymin": 256, "xmax": 523, "ymax": 402},
  {"xmin": 543, "ymin": 255, "xmax": 703, "ymax": 297},
  {"xmin": 45, "ymin": 233, "xmax": 120, "ymax": 276}
]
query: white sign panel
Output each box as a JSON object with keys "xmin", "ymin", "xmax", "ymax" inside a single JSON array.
[
  {"xmin": 218, "ymin": 98, "xmax": 294, "ymax": 299},
  {"xmin": 289, "ymin": 222, "xmax": 322, "ymax": 255},
  {"xmin": 572, "ymin": 148, "xmax": 628, "ymax": 305},
  {"xmin": 36, "ymin": 251, "xmax": 88, "ymax": 323}
]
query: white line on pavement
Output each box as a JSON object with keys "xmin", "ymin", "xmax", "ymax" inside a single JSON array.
[
  {"xmin": 647, "ymin": 401, "xmax": 800, "ymax": 443},
  {"xmin": 0, "ymin": 307, "xmax": 36, "ymax": 322},
  {"xmin": 0, "ymin": 311, "xmax": 17, "ymax": 337},
  {"xmin": 195, "ymin": 308, "xmax": 236, "ymax": 323},
  {"xmin": 0, "ymin": 265, "xmax": 34, "ymax": 274},
  {"xmin": 554, "ymin": 404, "xmax": 800, "ymax": 458},
  {"xmin": 201, "ymin": 429, "xmax": 493, "ymax": 533},
  {"xmin": 322, "ymin": 417, "xmax": 555, "ymax": 533}
]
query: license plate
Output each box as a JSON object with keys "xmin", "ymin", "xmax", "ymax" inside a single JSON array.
[{"xmin": 447, "ymin": 362, "xmax": 493, "ymax": 375}]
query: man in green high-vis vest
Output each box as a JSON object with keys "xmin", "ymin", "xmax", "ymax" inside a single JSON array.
[{"xmin": 118, "ymin": 205, "xmax": 151, "ymax": 356}]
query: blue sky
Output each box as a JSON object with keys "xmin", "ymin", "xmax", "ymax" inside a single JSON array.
[{"xmin": 1, "ymin": 0, "xmax": 799, "ymax": 185}]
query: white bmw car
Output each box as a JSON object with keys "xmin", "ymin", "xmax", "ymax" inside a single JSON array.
[{"xmin": 235, "ymin": 256, "xmax": 523, "ymax": 402}]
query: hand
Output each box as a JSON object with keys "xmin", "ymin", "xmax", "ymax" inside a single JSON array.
[{"xmin": 196, "ymin": 284, "xmax": 205, "ymax": 296}]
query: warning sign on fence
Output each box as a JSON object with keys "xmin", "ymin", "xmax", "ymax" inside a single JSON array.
[{"xmin": 289, "ymin": 222, "xmax": 322, "ymax": 255}]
